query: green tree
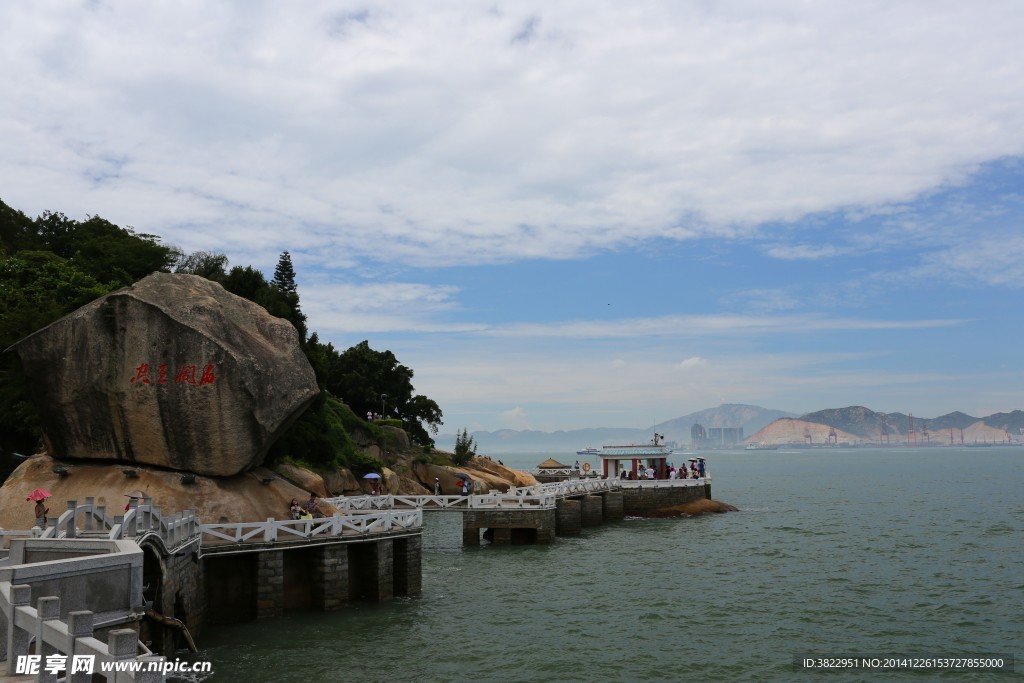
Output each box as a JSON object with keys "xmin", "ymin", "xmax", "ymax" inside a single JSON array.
[
  {"xmin": 0, "ymin": 251, "xmax": 117, "ymax": 458},
  {"xmin": 268, "ymin": 251, "xmax": 306, "ymax": 342},
  {"xmin": 325, "ymin": 340, "xmax": 443, "ymax": 446},
  {"xmin": 452, "ymin": 428, "xmax": 476, "ymax": 465},
  {"xmin": 175, "ymin": 250, "xmax": 229, "ymax": 281},
  {"xmin": 272, "ymin": 250, "xmax": 297, "ymax": 293}
]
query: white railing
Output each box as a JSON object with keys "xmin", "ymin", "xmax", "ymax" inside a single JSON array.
[
  {"xmin": 33, "ymin": 498, "xmax": 200, "ymax": 554},
  {"xmin": 326, "ymin": 478, "xmax": 620, "ymax": 511},
  {"xmin": 198, "ymin": 510, "xmax": 423, "ymax": 545},
  {"xmin": 617, "ymin": 477, "xmax": 710, "ymax": 488},
  {"xmin": 1, "ymin": 583, "xmax": 163, "ymax": 682},
  {"xmin": 527, "ymin": 468, "xmax": 600, "ymax": 477}
]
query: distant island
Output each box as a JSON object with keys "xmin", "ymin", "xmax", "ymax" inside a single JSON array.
[{"xmin": 439, "ymin": 404, "xmax": 1024, "ymax": 453}]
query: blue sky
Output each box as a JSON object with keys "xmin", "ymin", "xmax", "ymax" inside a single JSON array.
[{"xmin": 2, "ymin": 2, "xmax": 1023, "ymax": 432}]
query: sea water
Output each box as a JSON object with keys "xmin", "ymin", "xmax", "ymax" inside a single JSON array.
[{"xmin": 184, "ymin": 447, "xmax": 1022, "ymax": 682}]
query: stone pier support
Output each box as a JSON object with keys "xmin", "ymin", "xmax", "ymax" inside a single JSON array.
[
  {"xmin": 311, "ymin": 544, "xmax": 349, "ymax": 611},
  {"xmin": 349, "ymin": 539, "xmax": 394, "ymax": 602},
  {"xmin": 463, "ymin": 509, "xmax": 556, "ymax": 545},
  {"xmin": 556, "ymin": 499, "xmax": 582, "ymax": 536},
  {"xmin": 255, "ymin": 550, "xmax": 284, "ymax": 619},
  {"xmin": 603, "ymin": 490, "xmax": 625, "ymax": 521},
  {"xmin": 705, "ymin": 482, "xmax": 712, "ymax": 499},
  {"xmin": 581, "ymin": 495, "xmax": 603, "ymax": 527},
  {"xmin": 393, "ymin": 536, "xmax": 423, "ymax": 597}
]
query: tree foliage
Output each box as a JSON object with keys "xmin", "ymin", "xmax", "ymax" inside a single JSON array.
[
  {"xmin": 307, "ymin": 338, "xmax": 443, "ymax": 446},
  {"xmin": 0, "ymin": 198, "xmax": 177, "ymax": 465},
  {"xmin": 452, "ymin": 428, "xmax": 476, "ymax": 466},
  {"xmin": 0, "ymin": 197, "xmax": 445, "ymax": 478},
  {"xmin": 175, "ymin": 250, "xmax": 228, "ymax": 281}
]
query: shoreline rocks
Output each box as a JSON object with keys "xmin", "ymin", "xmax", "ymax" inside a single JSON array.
[{"xmin": 644, "ymin": 498, "xmax": 738, "ymax": 517}]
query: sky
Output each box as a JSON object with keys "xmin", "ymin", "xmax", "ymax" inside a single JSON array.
[{"xmin": 2, "ymin": 1, "xmax": 1023, "ymax": 434}]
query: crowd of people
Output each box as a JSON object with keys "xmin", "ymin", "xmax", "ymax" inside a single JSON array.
[
  {"xmin": 289, "ymin": 493, "xmax": 326, "ymax": 520},
  {"xmin": 619, "ymin": 459, "xmax": 706, "ymax": 480}
]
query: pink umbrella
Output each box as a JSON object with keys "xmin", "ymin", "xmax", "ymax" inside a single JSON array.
[{"xmin": 26, "ymin": 488, "xmax": 53, "ymax": 501}]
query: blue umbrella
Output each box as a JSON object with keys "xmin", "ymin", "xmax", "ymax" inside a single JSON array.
[{"xmin": 363, "ymin": 473, "xmax": 382, "ymax": 479}]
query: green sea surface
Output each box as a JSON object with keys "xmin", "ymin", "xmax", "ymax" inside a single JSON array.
[{"xmin": 185, "ymin": 447, "xmax": 1022, "ymax": 682}]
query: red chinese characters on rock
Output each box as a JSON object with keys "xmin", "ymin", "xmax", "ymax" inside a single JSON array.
[{"xmin": 129, "ymin": 363, "xmax": 217, "ymax": 386}]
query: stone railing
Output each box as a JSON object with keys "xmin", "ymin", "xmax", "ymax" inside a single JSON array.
[
  {"xmin": 1, "ymin": 584, "xmax": 164, "ymax": 682},
  {"xmin": 617, "ymin": 476, "xmax": 709, "ymax": 488},
  {"xmin": 1, "ymin": 536, "xmax": 159, "ymax": 682},
  {"xmin": 509, "ymin": 478, "xmax": 621, "ymax": 497},
  {"xmin": 33, "ymin": 498, "xmax": 200, "ymax": 555},
  {"xmin": 198, "ymin": 510, "xmax": 423, "ymax": 547}
]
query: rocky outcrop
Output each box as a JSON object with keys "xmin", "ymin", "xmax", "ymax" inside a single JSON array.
[
  {"xmin": 411, "ymin": 459, "xmax": 539, "ymax": 495},
  {"xmin": 0, "ymin": 454, "xmax": 337, "ymax": 530},
  {"xmin": 10, "ymin": 273, "xmax": 319, "ymax": 476},
  {"xmin": 647, "ymin": 498, "xmax": 738, "ymax": 517},
  {"xmin": 745, "ymin": 418, "xmax": 862, "ymax": 446}
]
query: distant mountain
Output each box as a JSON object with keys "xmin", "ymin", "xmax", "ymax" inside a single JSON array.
[
  {"xmin": 654, "ymin": 403, "xmax": 796, "ymax": 444},
  {"xmin": 796, "ymin": 406, "xmax": 1022, "ymax": 440},
  {"xmin": 438, "ymin": 404, "xmax": 795, "ymax": 453},
  {"xmin": 983, "ymin": 410, "xmax": 1024, "ymax": 435}
]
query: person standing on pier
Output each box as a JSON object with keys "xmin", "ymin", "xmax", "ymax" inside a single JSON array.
[{"xmin": 434, "ymin": 477, "xmax": 441, "ymax": 495}]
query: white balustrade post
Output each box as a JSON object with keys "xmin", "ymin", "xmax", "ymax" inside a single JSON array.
[
  {"xmin": 36, "ymin": 596, "xmax": 60, "ymax": 683},
  {"xmin": 84, "ymin": 497, "xmax": 95, "ymax": 532},
  {"xmin": 134, "ymin": 655, "xmax": 167, "ymax": 683},
  {"xmin": 66, "ymin": 611, "xmax": 94, "ymax": 683},
  {"xmin": 65, "ymin": 500, "xmax": 77, "ymax": 538},
  {"xmin": 107, "ymin": 628, "xmax": 141, "ymax": 683},
  {"xmin": 266, "ymin": 518, "xmax": 277, "ymax": 542},
  {"xmin": 6, "ymin": 585, "xmax": 33, "ymax": 673}
]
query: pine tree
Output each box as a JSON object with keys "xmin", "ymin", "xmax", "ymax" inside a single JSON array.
[
  {"xmin": 272, "ymin": 251, "xmax": 298, "ymax": 294},
  {"xmin": 269, "ymin": 250, "xmax": 306, "ymax": 342}
]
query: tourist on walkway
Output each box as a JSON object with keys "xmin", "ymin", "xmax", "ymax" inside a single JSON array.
[
  {"xmin": 460, "ymin": 479, "xmax": 470, "ymax": 496},
  {"xmin": 434, "ymin": 477, "xmax": 441, "ymax": 495},
  {"xmin": 33, "ymin": 499, "xmax": 48, "ymax": 528}
]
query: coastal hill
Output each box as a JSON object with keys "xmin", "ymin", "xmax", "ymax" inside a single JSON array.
[
  {"xmin": 443, "ymin": 404, "xmax": 1024, "ymax": 452},
  {"xmin": 439, "ymin": 404, "xmax": 795, "ymax": 453},
  {"xmin": 797, "ymin": 406, "xmax": 1024, "ymax": 442}
]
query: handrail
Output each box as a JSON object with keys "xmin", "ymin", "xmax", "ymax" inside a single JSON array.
[
  {"xmin": 2, "ymin": 571, "xmax": 164, "ymax": 680},
  {"xmin": 198, "ymin": 510, "xmax": 424, "ymax": 545}
]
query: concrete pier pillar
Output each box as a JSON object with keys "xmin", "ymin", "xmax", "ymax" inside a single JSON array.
[
  {"xmin": 581, "ymin": 495, "xmax": 603, "ymax": 527},
  {"xmin": 312, "ymin": 544, "xmax": 349, "ymax": 611},
  {"xmin": 463, "ymin": 513, "xmax": 482, "ymax": 546},
  {"xmin": 556, "ymin": 499, "xmax": 582, "ymax": 536},
  {"xmin": 256, "ymin": 550, "xmax": 284, "ymax": 618},
  {"xmin": 393, "ymin": 536, "xmax": 423, "ymax": 597},
  {"xmin": 603, "ymin": 490, "xmax": 625, "ymax": 521},
  {"xmin": 349, "ymin": 539, "xmax": 394, "ymax": 602},
  {"xmin": 705, "ymin": 483, "xmax": 712, "ymax": 499}
]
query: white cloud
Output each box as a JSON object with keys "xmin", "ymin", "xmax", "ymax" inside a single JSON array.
[
  {"xmin": 2, "ymin": 1, "xmax": 1023, "ymax": 266},
  {"xmin": 677, "ymin": 357, "xmax": 708, "ymax": 371}
]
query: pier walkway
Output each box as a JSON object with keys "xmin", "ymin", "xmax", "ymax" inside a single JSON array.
[{"xmin": 324, "ymin": 475, "xmax": 709, "ymax": 512}]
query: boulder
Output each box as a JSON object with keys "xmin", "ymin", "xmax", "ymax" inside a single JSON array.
[
  {"xmin": 0, "ymin": 454, "xmax": 338, "ymax": 530},
  {"xmin": 10, "ymin": 273, "xmax": 319, "ymax": 476},
  {"xmin": 322, "ymin": 467, "xmax": 362, "ymax": 496},
  {"xmin": 472, "ymin": 457, "xmax": 539, "ymax": 487},
  {"xmin": 274, "ymin": 463, "xmax": 331, "ymax": 497}
]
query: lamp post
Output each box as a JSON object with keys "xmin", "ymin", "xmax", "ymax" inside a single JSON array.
[{"xmin": 381, "ymin": 393, "xmax": 387, "ymax": 418}]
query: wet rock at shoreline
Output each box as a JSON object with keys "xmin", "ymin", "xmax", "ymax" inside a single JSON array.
[{"xmin": 645, "ymin": 498, "xmax": 738, "ymax": 517}]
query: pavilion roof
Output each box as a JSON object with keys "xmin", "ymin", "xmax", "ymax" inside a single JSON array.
[{"xmin": 536, "ymin": 457, "xmax": 568, "ymax": 469}]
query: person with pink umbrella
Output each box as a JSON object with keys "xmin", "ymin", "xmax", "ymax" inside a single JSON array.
[{"xmin": 27, "ymin": 488, "xmax": 52, "ymax": 529}]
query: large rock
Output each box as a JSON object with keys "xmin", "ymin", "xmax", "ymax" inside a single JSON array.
[
  {"xmin": 0, "ymin": 455, "xmax": 338, "ymax": 530},
  {"xmin": 10, "ymin": 273, "xmax": 319, "ymax": 476}
]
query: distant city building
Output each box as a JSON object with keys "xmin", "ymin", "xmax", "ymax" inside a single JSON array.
[
  {"xmin": 706, "ymin": 427, "xmax": 744, "ymax": 447},
  {"xmin": 690, "ymin": 423, "xmax": 706, "ymax": 447}
]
